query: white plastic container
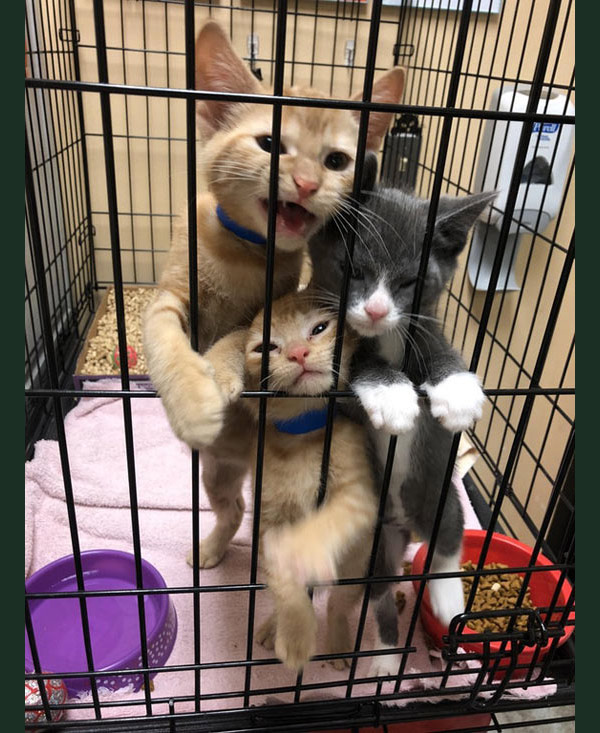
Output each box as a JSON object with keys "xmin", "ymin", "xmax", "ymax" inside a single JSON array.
[{"xmin": 468, "ymin": 85, "xmax": 574, "ymax": 291}]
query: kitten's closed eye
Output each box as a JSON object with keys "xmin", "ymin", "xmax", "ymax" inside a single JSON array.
[
  {"xmin": 400, "ymin": 277, "xmax": 417, "ymax": 288},
  {"xmin": 256, "ymin": 136, "xmax": 288, "ymax": 155},
  {"xmin": 337, "ymin": 258, "xmax": 365, "ymax": 281},
  {"xmin": 253, "ymin": 342, "xmax": 279, "ymax": 353}
]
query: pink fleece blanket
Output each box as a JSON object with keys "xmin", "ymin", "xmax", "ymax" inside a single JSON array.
[{"xmin": 25, "ymin": 380, "xmax": 556, "ymax": 721}]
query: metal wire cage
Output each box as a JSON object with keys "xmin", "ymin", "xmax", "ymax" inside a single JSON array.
[{"xmin": 25, "ymin": 0, "xmax": 575, "ymax": 730}]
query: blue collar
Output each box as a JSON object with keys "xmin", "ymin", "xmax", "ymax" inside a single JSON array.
[
  {"xmin": 216, "ymin": 204, "xmax": 266, "ymax": 246},
  {"xmin": 274, "ymin": 407, "xmax": 333, "ymax": 435}
]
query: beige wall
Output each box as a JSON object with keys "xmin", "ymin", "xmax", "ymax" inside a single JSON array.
[{"xmin": 43, "ymin": 0, "xmax": 574, "ymax": 544}]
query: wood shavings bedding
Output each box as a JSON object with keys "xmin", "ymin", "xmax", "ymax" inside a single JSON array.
[{"xmin": 81, "ymin": 287, "xmax": 155, "ymax": 376}]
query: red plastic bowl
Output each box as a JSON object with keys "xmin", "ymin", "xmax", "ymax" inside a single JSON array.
[{"xmin": 411, "ymin": 530, "xmax": 574, "ymax": 675}]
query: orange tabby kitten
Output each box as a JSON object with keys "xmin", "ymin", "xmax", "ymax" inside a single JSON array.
[
  {"xmin": 143, "ymin": 20, "xmax": 404, "ymax": 569},
  {"xmin": 204, "ymin": 293, "xmax": 378, "ymax": 671}
]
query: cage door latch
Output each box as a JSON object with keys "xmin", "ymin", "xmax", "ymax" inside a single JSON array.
[{"xmin": 442, "ymin": 609, "xmax": 552, "ymax": 708}]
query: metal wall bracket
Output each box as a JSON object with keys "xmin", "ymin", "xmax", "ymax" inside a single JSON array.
[{"xmin": 58, "ymin": 27, "xmax": 80, "ymax": 45}]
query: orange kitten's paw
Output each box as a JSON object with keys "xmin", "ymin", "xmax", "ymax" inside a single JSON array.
[
  {"xmin": 263, "ymin": 527, "xmax": 336, "ymax": 586},
  {"xmin": 255, "ymin": 614, "xmax": 277, "ymax": 651},
  {"xmin": 186, "ymin": 538, "xmax": 227, "ymax": 569},
  {"xmin": 274, "ymin": 603, "xmax": 317, "ymax": 671},
  {"xmin": 214, "ymin": 369, "xmax": 244, "ymax": 403},
  {"xmin": 162, "ymin": 356, "xmax": 227, "ymax": 448}
]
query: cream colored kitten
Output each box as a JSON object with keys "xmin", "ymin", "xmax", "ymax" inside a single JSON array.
[
  {"xmin": 204, "ymin": 293, "xmax": 378, "ymax": 671},
  {"xmin": 143, "ymin": 20, "xmax": 404, "ymax": 569}
]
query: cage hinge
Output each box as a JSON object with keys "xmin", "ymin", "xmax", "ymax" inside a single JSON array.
[
  {"xmin": 84, "ymin": 282, "xmax": 94, "ymax": 305},
  {"xmin": 58, "ymin": 27, "xmax": 80, "ymax": 45},
  {"xmin": 78, "ymin": 223, "xmax": 95, "ymax": 248},
  {"xmin": 393, "ymin": 43, "xmax": 415, "ymax": 60}
]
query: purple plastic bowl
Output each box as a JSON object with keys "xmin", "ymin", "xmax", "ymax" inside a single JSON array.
[{"xmin": 25, "ymin": 550, "xmax": 177, "ymax": 696}]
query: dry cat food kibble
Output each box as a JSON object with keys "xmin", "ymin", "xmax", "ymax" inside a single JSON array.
[
  {"xmin": 81, "ymin": 287, "xmax": 155, "ymax": 376},
  {"xmin": 461, "ymin": 561, "xmax": 536, "ymax": 633}
]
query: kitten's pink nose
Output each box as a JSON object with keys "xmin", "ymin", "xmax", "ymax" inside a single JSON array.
[
  {"xmin": 364, "ymin": 301, "xmax": 390, "ymax": 322},
  {"xmin": 293, "ymin": 175, "xmax": 319, "ymax": 200},
  {"xmin": 287, "ymin": 343, "xmax": 310, "ymax": 366}
]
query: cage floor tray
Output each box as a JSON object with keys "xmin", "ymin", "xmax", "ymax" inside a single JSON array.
[
  {"xmin": 73, "ymin": 286, "xmax": 155, "ymax": 388},
  {"xmin": 25, "ymin": 550, "xmax": 177, "ymax": 696}
]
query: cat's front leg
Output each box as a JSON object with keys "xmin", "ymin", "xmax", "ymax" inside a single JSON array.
[
  {"xmin": 423, "ymin": 372, "xmax": 484, "ymax": 433},
  {"xmin": 144, "ymin": 290, "xmax": 228, "ymax": 448},
  {"xmin": 204, "ymin": 329, "xmax": 248, "ymax": 401},
  {"xmin": 353, "ymin": 374, "xmax": 420, "ymax": 434},
  {"xmin": 274, "ymin": 597, "xmax": 318, "ymax": 672},
  {"xmin": 427, "ymin": 548, "xmax": 465, "ymax": 627},
  {"xmin": 255, "ymin": 613, "xmax": 277, "ymax": 650},
  {"xmin": 262, "ymin": 525, "xmax": 337, "ymax": 588},
  {"xmin": 267, "ymin": 574, "xmax": 318, "ymax": 672}
]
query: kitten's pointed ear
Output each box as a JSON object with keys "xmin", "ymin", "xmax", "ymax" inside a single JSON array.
[
  {"xmin": 434, "ymin": 191, "xmax": 497, "ymax": 257},
  {"xmin": 195, "ymin": 21, "xmax": 262, "ymax": 136},
  {"xmin": 351, "ymin": 68, "xmax": 406, "ymax": 150}
]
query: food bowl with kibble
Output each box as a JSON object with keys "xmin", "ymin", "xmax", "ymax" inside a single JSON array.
[
  {"xmin": 411, "ymin": 530, "xmax": 574, "ymax": 677},
  {"xmin": 25, "ymin": 550, "xmax": 177, "ymax": 696}
]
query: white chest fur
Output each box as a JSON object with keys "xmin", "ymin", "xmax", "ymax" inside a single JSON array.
[{"xmin": 377, "ymin": 330, "xmax": 405, "ymax": 366}]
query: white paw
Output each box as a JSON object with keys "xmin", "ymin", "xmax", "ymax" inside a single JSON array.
[
  {"xmin": 428, "ymin": 576, "xmax": 465, "ymax": 627},
  {"xmin": 424, "ymin": 372, "xmax": 484, "ymax": 433},
  {"xmin": 354, "ymin": 381, "xmax": 420, "ymax": 434},
  {"xmin": 370, "ymin": 652, "xmax": 401, "ymax": 678}
]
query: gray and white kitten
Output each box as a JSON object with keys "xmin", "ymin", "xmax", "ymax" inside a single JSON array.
[{"xmin": 309, "ymin": 159, "xmax": 494, "ymax": 675}]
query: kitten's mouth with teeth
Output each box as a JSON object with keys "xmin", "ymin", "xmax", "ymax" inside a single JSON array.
[{"xmin": 260, "ymin": 199, "xmax": 317, "ymax": 236}]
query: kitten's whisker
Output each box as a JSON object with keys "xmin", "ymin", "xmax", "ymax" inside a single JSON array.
[
  {"xmin": 333, "ymin": 210, "xmax": 377, "ymax": 268},
  {"xmin": 332, "ymin": 213, "xmax": 365, "ymax": 271},
  {"xmin": 345, "ymin": 196, "xmax": 408, "ymax": 257},
  {"xmin": 338, "ymin": 201, "xmax": 391, "ymax": 263},
  {"xmin": 396, "ymin": 323, "xmax": 427, "ymax": 376},
  {"xmin": 403, "ymin": 312, "xmax": 442, "ymax": 324},
  {"xmin": 328, "ymin": 365, "xmax": 351, "ymax": 389}
]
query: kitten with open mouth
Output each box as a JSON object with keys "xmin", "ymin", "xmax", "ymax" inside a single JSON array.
[
  {"xmin": 143, "ymin": 20, "xmax": 405, "ymax": 571},
  {"xmin": 259, "ymin": 199, "xmax": 317, "ymax": 237}
]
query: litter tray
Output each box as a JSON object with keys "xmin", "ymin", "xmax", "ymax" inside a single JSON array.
[{"xmin": 25, "ymin": 550, "xmax": 177, "ymax": 696}]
